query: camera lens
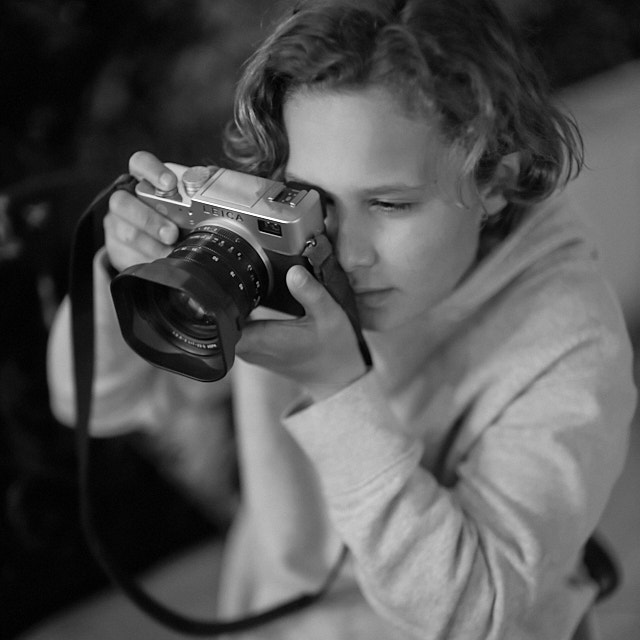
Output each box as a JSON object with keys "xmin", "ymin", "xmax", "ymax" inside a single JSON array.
[
  {"xmin": 154, "ymin": 286, "xmax": 219, "ymax": 346},
  {"xmin": 165, "ymin": 290, "xmax": 217, "ymax": 329},
  {"xmin": 131, "ymin": 282, "xmax": 221, "ymax": 357},
  {"xmin": 171, "ymin": 223, "xmax": 270, "ymax": 317},
  {"xmin": 111, "ymin": 222, "xmax": 271, "ymax": 381}
]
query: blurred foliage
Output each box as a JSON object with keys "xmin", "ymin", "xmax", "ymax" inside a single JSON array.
[{"xmin": 0, "ymin": 0, "xmax": 278, "ymax": 186}]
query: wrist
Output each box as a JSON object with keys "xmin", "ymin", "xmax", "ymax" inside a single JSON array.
[{"xmin": 304, "ymin": 362, "xmax": 368, "ymax": 402}]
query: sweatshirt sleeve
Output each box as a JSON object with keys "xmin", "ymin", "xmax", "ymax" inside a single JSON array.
[
  {"xmin": 46, "ymin": 249, "xmax": 230, "ymax": 436},
  {"xmin": 282, "ymin": 324, "xmax": 636, "ymax": 639}
]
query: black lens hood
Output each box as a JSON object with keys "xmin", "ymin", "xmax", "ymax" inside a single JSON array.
[{"xmin": 111, "ymin": 258, "xmax": 241, "ymax": 381}]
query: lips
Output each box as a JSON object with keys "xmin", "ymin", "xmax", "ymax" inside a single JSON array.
[
  {"xmin": 353, "ymin": 287, "xmax": 394, "ymax": 308},
  {"xmin": 353, "ymin": 287, "xmax": 390, "ymax": 295}
]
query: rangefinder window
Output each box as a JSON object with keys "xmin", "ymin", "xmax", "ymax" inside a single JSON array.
[{"xmin": 258, "ymin": 219, "xmax": 283, "ymax": 237}]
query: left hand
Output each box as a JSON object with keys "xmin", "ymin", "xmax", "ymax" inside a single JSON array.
[{"xmin": 235, "ymin": 265, "xmax": 367, "ymax": 401}]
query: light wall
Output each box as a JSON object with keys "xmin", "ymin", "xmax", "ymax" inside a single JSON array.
[{"xmin": 560, "ymin": 62, "xmax": 640, "ymax": 332}]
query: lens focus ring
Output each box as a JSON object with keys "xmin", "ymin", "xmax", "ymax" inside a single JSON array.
[{"xmin": 170, "ymin": 225, "xmax": 270, "ymax": 316}]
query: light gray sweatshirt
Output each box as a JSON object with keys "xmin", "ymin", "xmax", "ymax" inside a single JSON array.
[{"xmin": 48, "ymin": 193, "xmax": 636, "ymax": 639}]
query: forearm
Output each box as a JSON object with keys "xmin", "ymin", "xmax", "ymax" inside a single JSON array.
[
  {"xmin": 47, "ymin": 251, "xmax": 157, "ymax": 433},
  {"xmin": 284, "ymin": 375, "xmax": 501, "ymax": 637},
  {"xmin": 47, "ymin": 250, "xmax": 228, "ymax": 435},
  {"xmin": 283, "ymin": 367, "xmax": 631, "ymax": 639}
]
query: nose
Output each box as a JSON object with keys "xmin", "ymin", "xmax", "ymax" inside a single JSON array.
[{"xmin": 326, "ymin": 203, "xmax": 376, "ymax": 273}]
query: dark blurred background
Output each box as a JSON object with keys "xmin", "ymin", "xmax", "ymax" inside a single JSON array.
[{"xmin": 0, "ymin": 1, "xmax": 639, "ymax": 638}]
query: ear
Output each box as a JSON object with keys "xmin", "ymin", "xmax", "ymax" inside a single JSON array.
[{"xmin": 478, "ymin": 152, "xmax": 521, "ymax": 217}]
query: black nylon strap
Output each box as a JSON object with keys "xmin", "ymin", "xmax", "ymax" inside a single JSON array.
[
  {"xmin": 68, "ymin": 174, "xmax": 348, "ymax": 635},
  {"xmin": 303, "ymin": 233, "xmax": 372, "ymax": 368},
  {"xmin": 289, "ymin": 179, "xmax": 372, "ymax": 368}
]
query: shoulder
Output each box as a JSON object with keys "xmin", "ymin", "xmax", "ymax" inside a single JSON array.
[
  {"xmin": 449, "ymin": 192, "xmax": 635, "ymax": 405},
  {"xmin": 502, "ymin": 194, "xmax": 627, "ymax": 349},
  {"xmin": 438, "ymin": 195, "xmax": 636, "ymax": 480},
  {"xmin": 473, "ymin": 193, "xmax": 625, "ymax": 338}
]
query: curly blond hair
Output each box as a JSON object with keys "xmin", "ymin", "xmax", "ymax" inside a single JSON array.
[{"xmin": 224, "ymin": 0, "xmax": 583, "ymax": 230}]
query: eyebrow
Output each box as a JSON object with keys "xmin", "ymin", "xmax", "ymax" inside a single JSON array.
[
  {"xmin": 363, "ymin": 184, "xmax": 433, "ymax": 197},
  {"xmin": 285, "ymin": 173, "xmax": 434, "ymax": 197}
]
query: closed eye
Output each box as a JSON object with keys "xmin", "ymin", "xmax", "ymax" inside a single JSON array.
[{"xmin": 371, "ymin": 200, "xmax": 415, "ymax": 214}]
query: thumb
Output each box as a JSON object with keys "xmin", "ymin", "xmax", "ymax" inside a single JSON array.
[{"xmin": 286, "ymin": 265, "xmax": 333, "ymax": 316}]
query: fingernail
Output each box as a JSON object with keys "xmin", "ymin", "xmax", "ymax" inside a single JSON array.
[
  {"xmin": 288, "ymin": 266, "xmax": 307, "ymax": 288},
  {"xmin": 160, "ymin": 172, "xmax": 173, "ymax": 188},
  {"xmin": 159, "ymin": 225, "xmax": 177, "ymax": 244}
]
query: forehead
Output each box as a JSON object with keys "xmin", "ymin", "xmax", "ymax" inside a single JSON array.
[{"xmin": 283, "ymin": 86, "xmax": 445, "ymax": 187}]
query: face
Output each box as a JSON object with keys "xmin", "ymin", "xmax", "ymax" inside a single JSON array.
[{"xmin": 283, "ymin": 86, "xmax": 484, "ymax": 332}]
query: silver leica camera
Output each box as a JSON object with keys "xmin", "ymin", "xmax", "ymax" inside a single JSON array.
[{"xmin": 110, "ymin": 165, "xmax": 325, "ymax": 382}]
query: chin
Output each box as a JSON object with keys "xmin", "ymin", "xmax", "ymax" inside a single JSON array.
[
  {"xmin": 358, "ymin": 308, "xmax": 401, "ymax": 333},
  {"xmin": 358, "ymin": 301, "xmax": 432, "ymax": 335}
]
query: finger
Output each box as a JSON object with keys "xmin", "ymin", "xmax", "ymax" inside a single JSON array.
[
  {"xmin": 109, "ymin": 190, "xmax": 179, "ymax": 245},
  {"xmin": 105, "ymin": 240, "xmax": 171, "ymax": 273},
  {"xmin": 286, "ymin": 265, "xmax": 337, "ymax": 319},
  {"xmin": 103, "ymin": 213, "xmax": 173, "ymax": 269},
  {"xmin": 128, "ymin": 150, "xmax": 177, "ymax": 192},
  {"xmin": 235, "ymin": 319, "xmax": 281, "ymax": 360},
  {"xmin": 235, "ymin": 320, "xmax": 320, "ymax": 377}
]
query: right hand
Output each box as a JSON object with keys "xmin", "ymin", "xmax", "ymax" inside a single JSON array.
[{"xmin": 104, "ymin": 151, "xmax": 186, "ymax": 272}]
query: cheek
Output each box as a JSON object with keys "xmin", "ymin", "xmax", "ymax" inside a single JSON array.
[{"xmin": 383, "ymin": 212, "xmax": 480, "ymax": 296}]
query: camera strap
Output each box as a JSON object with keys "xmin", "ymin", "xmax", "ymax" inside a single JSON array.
[
  {"xmin": 303, "ymin": 233, "xmax": 372, "ymax": 367},
  {"xmin": 289, "ymin": 179, "xmax": 372, "ymax": 367},
  {"xmin": 68, "ymin": 174, "xmax": 351, "ymax": 635}
]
